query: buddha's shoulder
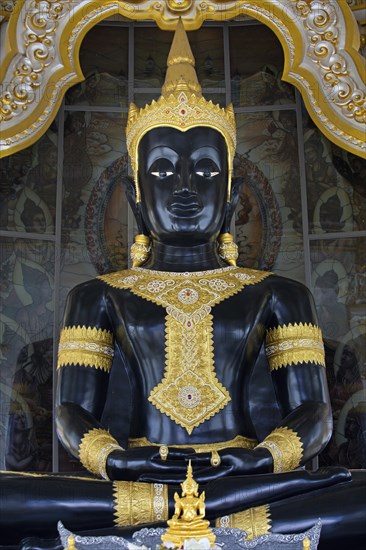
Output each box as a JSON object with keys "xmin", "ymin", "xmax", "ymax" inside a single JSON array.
[
  {"xmin": 236, "ymin": 267, "xmax": 312, "ymax": 297},
  {"xmin": 67, "ymin": 269, "xmax": 134, "ymax": 298}
]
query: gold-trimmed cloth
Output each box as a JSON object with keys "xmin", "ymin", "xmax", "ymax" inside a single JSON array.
[
  {"xmin": 78, "ymin": 428, "xmax": 122, "ymax": 478},
  {"xmin": 113, "ymin": 481, "xmax": 168, "ymax": 526},
  {"xmin": 265, "ymin": 323, "xmax": 325, "ymax": 371},
  {"xmin": 216, "ymin": 504, "xmax": 271, "ymax": 540},
  {"xmin": 128, "ymin": 434, "xmax": 258, "ymax": 452},
  {"xmin": 256, "ymin": 427, "xmax": 303, "ymax": 473},
  {"xmin": 99, "ymin": 266, "xmax": 270, "ymax": 434},
  {"xmin": 58, "ymin": 325, "xmax": 114, "ymax": 372}
]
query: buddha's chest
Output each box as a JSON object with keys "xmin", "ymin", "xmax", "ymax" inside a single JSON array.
[{"xmin": 101, "ymin": 267, "xmax": 271, "ymax": 434}]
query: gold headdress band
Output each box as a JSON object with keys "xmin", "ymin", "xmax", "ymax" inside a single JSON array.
[{"xmin": 126, "ymin": 19, "xmax": 236, "ymax": 203}]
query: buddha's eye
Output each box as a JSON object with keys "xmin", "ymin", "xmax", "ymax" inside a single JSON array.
[
  {"xmin": 195, "ymin": 158, "xmax": 220, "ymax": 179},
  {"xmin": 149, "ymin": 158, "xmax": 174, "ymax": 179},
  {"xmin": 151, "ymin": 171, "xmax": 174, "ymax": 178},
  {"xmin": 196, "ymin": 170, "xmax": 220, "ymax": 178}
]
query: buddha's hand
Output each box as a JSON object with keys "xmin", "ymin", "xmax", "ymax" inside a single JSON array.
[
  {"xmin": 187, "ymin": 448, "xmax": 273, "ymax": 482},
  {"xmin": 106, "ymin": 446, "xmax": 195, "ymax": 482},
  {"xmin": 138, "ymin": 448, "xmax": 272, "ymax": 484}
]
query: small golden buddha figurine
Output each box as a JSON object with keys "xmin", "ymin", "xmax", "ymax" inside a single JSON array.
[
  {"xmin": 65, "ymin": 534, "xmax": 77, "ymax": 550},
  {"xmin": 161, "ymin": 461, "xmax": 216, "ymax": 548}
]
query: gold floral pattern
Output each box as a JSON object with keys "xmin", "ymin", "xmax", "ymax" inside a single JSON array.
[
  {"xmin": 58, "ymin": 325, "xmax": 114, "ymax": 372},
  {"xmin": 99, "ymin": 266, "xmax": 269, "ymax": 433},
  {"xmin": 256, "ymin": 427, "xmax": 304, "ymax": 473},
  {"xmin": 265, "ymin": 323, "xmax": 325, "ymax": 371},
  {"xmin": 216, "ymin": 504, "xmax": 272, "ymax": 539}
]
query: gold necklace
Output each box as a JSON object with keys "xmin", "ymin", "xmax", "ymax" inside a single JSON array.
[{"xmin": 99, "ymin": 266, "xmax": 270, "ymax": 433}]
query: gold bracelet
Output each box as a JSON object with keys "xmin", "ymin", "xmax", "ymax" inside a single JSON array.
[
  {"xmin": 98, "ymin": 442, "xmax": 122, "ymax": 480},
  {"xmin": 78, "ymin": 428, "xmax": 123, "ymax": 477},
  {"xmin": 256, "ymin": 427, "xmax": 303, "ymax": 473},
  {"xmin": 113, "ymin": 481, "xmax": 168, "ymax": 526}
]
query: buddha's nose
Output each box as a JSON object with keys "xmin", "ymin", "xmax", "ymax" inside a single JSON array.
[{"xmin": 174, "ymin": 160, "xmax": 197, "ymax": 195}]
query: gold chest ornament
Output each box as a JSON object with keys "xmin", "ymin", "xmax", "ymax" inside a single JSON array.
[{"xmin": 99, "ymin": 266, "xmax": 269, "ymax": 434}]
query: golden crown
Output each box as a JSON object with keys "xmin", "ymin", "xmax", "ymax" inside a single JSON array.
[{"xmin": 126, "ymin": 18, "xmax": 236, "ymax": 203}]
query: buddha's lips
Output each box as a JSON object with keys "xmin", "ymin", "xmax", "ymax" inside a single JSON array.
[{"xmin": 168, "ymin": 198, "xmax": 203, "ymax": 216}]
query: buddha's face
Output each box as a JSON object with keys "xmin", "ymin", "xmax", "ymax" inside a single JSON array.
[{"xmin": 138, "ymin": 127, "xmax": 228, "ymax": 245}]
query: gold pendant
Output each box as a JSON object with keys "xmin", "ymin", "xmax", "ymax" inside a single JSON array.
[{"xmin": 99, "ymin": 266, "xmax": 270, "ymax": 433}]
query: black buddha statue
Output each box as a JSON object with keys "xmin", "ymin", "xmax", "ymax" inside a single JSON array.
[{"xmin": 1, "ymin": 19, "xmax": 365, "ymax": 550}]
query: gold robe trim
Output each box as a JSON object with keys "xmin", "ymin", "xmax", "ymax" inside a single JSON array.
[
  {"xmin": 256, "ymin": 427, "xmax": 303, "ymax": 473},
  {"xmin": 78, "ymin": 428, "xmax": 122, "ymax": 477},
  {"xmin": 216, "ymin": 504, "xmax": 271, "ymax": 540},
  {"xmin": 265, "ymin": 322, "xmax": 325, "ymax": 371},
  {"xmin": 128, "ymin": 434, "xmax": 258, "ymax": 452},
  {"xmin": 99, "ymin": 266, "xmax": 270, "ymax": 434},
  {"xmin": 113, "ymin": 481, "xmax": 168, "ymax": 526},
  {"xmin": 58, "ymin": 325, "xmax": 114, "ymax": 372}
]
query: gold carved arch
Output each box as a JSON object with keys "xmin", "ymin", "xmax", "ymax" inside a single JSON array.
[{"xmin": 0, "ymin": 0, "xmax": 365, "ymax": 158}]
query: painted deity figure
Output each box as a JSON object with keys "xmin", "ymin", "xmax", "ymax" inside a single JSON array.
[{"xmin": 1, "ymin": 20, "xmax": 365, "ymax": 550}]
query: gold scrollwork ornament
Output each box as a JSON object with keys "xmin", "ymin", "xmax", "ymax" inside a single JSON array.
[{"xmin": 167, "ymin": 0, "xmax": 193, "ymax": 12}]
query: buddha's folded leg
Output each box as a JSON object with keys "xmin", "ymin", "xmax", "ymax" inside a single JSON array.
[
  {"xmin": 204, "ymin": 466, "xmax": 352, "ymax": 518},
  {"xmin": 215, "ymin": 470, "xmax": 366, "ymax": 550},
  {"xmin": 0, "ymin": 474, "xmax": 114, "ymax": 544},
  {"xmin": 269, "ymin": 470, "xmax": 366, "ymax": 550},
  {"xmin": 1, "ymin": 468, "xmax": 364, "ymax": 546},
  {"xmin": 0, "ymin": 473, "xmax": 168, "ymax": 545}
]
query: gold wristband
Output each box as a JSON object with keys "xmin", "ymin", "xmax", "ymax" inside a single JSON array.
[
  {"xmin": 78, "ymin": 428, "xmax": 123, "ymax": 477},
  {"xmin": 256, "ymin": 427, "xmax": 303, "ymax": 473},
  {"xmin": 113, "ymin": 481, "xmax": 168, "ymax": 526},
  {"xmin": 216, "ymin": 505, "xmax": 271, "ymax": 540},
  {"xmin": 98, "ymin": 442, "xmax": 122, "ymax": 480}
]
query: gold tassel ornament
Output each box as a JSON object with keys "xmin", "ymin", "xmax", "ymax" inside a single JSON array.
[{"xmin": 131, "ymin": 234, "xmax": 151, "ymax": 267}]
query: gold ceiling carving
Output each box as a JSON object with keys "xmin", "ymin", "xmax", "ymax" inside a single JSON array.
[{"xmin": 0, "ymin": 0, "xmax": 365, "ymax": 158}]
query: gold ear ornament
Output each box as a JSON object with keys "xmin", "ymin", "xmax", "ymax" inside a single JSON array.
[
  {"xmin": 217, "ymin": 233, "xmax": 238, "ymax": 266},
  {"xmin": 126, "ymin": 18, "xmax": 236, "ymax": 203},
  {"xmin": 131, "ymin": 234, "xmax": 151, "ymax": 268}
]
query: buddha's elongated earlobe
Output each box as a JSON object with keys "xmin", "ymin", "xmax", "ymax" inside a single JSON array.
[
  {"xmin": 121, "ymin": 176, "xmax": 151, "ymax": 267},
  {"xmin": 218, "ymin": 176, "xmax": 243, "ymax": 266}
]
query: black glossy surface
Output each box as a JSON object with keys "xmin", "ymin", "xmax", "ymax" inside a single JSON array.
[{"xmin": 1, "ymin": 127, "xmax": 365, "ymax": 548}]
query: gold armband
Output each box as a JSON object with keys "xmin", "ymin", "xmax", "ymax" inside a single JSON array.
[
  {"xmin": 265, "ymin": 323, "xmax": 325, "ymax": 371},
  {"xmin": 256, "ymin": 427, "xmax": 303, "ymax": 473},
  {"xmin": 216, "ymin": 504, "xmax": 271, "ymax": 540},
  {"xmin": 78, "ymin": 428, "xmax": 123, "ymax": 479},
  {"xmin": 58, "ymin": 326, "xmax": 114, "ymax": 372},
  {"xmin": 113, "ymin": 481, "xmax": 168, "ymax": 526}
]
